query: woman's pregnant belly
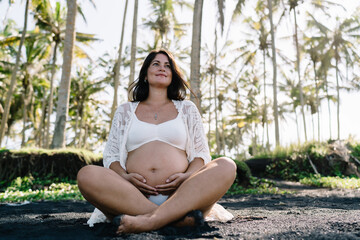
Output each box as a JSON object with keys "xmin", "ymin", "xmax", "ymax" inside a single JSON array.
[{"xmin": 126, "ymin": 141, "xmax": 188, "ymax": 188}]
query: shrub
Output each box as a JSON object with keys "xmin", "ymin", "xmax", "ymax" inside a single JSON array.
[
  {"xmin": 262, "ymin": 141, "xmax": 360, "ymax": 180},
  {"xmin": 0, "ymin": 148, "xmax": 102, "ymax": 188}
]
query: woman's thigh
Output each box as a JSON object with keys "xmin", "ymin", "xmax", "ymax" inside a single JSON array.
[
  {"xmin": 77, "ymin": 165, "xmax": 157, "ymax": 216},
  {"xmin": 168, "ymin": 157, "xmax": 236, "ymax": 215}
]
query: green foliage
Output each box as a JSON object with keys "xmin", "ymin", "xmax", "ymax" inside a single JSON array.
[
  {"xmin": 256, "ymin": 141, "xmax": 354, "ymax": 181},
  {"xmin": 0, "ymin": 148, "xmax": 9, "ymax": 154},
  {"xmin": 300, "ymin": 175, "xmax": 360, "ymax": 189},
  {"xmin": 11, "ymin": 147, "xmax": 102, "ymax": 165},
  {"xmin": 0, "ymin": 176, "xmax": 83, "ymax": 203},
  {"xmin": 233, "ymin": 159, "xmax": 252, "ymax": 187},
  {"xmin": 212, "ymin": 155, "xmax": 252, "ymax": 186},
  {"xmin": 2, "ymin": 172, "xmax": 76, "ymax": 191},
  {"xmin": 226, "ymin": 177, "xmax": 290, "ymax": 195},
  {"xmin": 348, "ymin": 142, "xmax": 360, "ymax": 159}
]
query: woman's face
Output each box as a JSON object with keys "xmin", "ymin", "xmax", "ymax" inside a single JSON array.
[{"xmin": 146, "ymin": 53, "xmax": 172, "ymax": 88}]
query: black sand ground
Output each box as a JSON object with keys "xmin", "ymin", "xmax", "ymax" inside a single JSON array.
[{"xmin": 1, "ymin": 181, "xmax": 360, "ymax": 240}]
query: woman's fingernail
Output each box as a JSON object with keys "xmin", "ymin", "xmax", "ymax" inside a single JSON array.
[
  {"xmin": 143, "ymin": 179, "xmax": 146, "ymax": 183},
  {"xmin": 166, "ymin": 179, "xmax": 169, "ymax": 183}
]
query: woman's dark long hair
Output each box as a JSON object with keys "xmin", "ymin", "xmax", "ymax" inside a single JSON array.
[{"xmin": 128, "ymin": 49, "xmax": 190, "ymax": 101}]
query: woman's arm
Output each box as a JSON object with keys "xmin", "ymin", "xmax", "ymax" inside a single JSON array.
[
  {"xmin": 184, "ymin": 100, "xmax": 212, "ymax": 165},
  {"xmin": 183, "ymin": 157, "xmax": 204, "ymax": 176},
  {"xmin": 109, "ymin": 161, "xmax": 128, "ymax": 177},
  {"xmin": 110, "ymin": 161, "xmax": 158, "ymax": 195},
  {"xmin": 155, "ymin": 157, "xmax": 204, "ymax": 193}
]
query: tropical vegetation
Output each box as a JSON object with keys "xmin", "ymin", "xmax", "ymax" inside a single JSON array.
[{"xmin": 0, "ymin": 0, "xmax": 359, "ymax": 167}]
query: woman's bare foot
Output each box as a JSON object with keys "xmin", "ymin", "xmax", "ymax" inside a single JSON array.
[
  {"xmin": 116, "ymin": 214, "xmax": 156, "ymax": 234},
  {"xmin": 172, "ymin": 210, "xmax": 204, "ymax": 227},
  {"xmin": 115, "ymin": 210, "xmax": 204, "ymax": 234}
]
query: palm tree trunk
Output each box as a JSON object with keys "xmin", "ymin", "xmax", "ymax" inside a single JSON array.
[
  {"xmin": 311, "ymin": 112, "xmax": 315, "ymax": 140},
  {"xmin": 44, "ymin": 40, "xmax": 59, "ymax": 148},
  {"xmin": 36, "ymin": 94, "xmax": 48, "ymax": 147},
  {"xmin": 325, "ymin": 73, "xmax": 332, "ymax": 139},
  {"xmin": 293, "ymin": 8, "xmax": 307, "ymax": 142},
  {"xmin": 221, "ymin": 115, "xmax": 225, "ymax": 155},
  {"xmin": 21, "ymin": 91, "xmax": 28, "ymax": 147},
  {"xmin": 74, "ymin": 97, "xmax": 81, "ymax": 147},
  {"xmin": 128, "ymin": 0, "xmax": 138, "ymax": 87},
  {"xmin": 110, "ymin": 0, "xmax": 129, "ymax": 122},
  {"xmin": 190, "ymin": 0, "xmax": 204, "ymax": 111},
  {"xmin": 335, "ymin": 53, "xmax": 340, "ymax": 140},
  {"xmin": 252, "ymin": 122, "xmax": 257, "ymax": 156},
  {"xmin": 208, "ymin": 73, "xmax": 213, "ymax": 141},
  {"xmin": 313, "ymin": 61, "xmax": 320, "ymax": 141},
  {"xmin": 235, "ymin": 91, "xmax": 240, "ymax": 155},
  {"xmin": 263, "ymin": 49, "xmax": 269, "ymax": 149},
  {"xmin": 214, "ymin": 29, "xmax": 220, "ymax": 155},
  {"xmin": 21, "ymin": 75, "xmax": 33, "ymax": 147},
  {"xmin": 78, "ymin": 105, "xmax": 85, "ymax": 148},
  {"xmin": 0, "ymin": 0, "xmax": 29, "ymax": 147},
  {"xmin": 295, "ymin": 107, "xmax": 300, "ymax": 144},
  {"xmin": 268, "ymin": 0, "xmax": 280, "ymax": 146},
  {"xmin": 51, "ymin": 0, "xmax": 77, "ymax": 148}
]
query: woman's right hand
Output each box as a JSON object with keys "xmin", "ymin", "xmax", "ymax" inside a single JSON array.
[{"xmin": 122, "ymin": 173, "xmax": 158, "ymax": 195}]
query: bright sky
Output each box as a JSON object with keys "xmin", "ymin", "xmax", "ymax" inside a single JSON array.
[{"xmin": 1, "ymin": 0, "xmax": 360, "ymax": 151}]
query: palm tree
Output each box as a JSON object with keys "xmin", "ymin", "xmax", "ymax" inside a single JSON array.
[
  {"xmin": 143, "ymin": 0, "xmax": 190, "ymax": 49},
  {"xmin": 128, "ymin": 0, "xmax": 138, "ymax": 87},
  {"xmin": 110, "ymin": 0, "xmax": 129, "ymax": 123},
  {"xmin": 32, "ymin": 0, "xmax": 98, "ymax": 147},
  {"xmin": 31, "ymin": 0, "xmax": 65, "ymax": 148},
  {"xmin": 304, "ymin": 36, "xmax": 323, "ymax": 141},
  {"xmin": 318, "ymin": 47, "xmax": 334, "ymax": 139},
  {"xmin": 284, "ymin": 0, "xmax": 343, "ymax": 142},
  {"xmin": 288, "ymin": 0, "xmax": 307, "ymax": 142},
  {"xmin": 210, "ymin": 0, "xmax": 231, "ymax": 154},
  {"xmin": 0, "ymin": 0, "xmax": 29, "ymax": 147},
  {"xmin": 267, "ymin": 0, "xmax": 280, "ymax": 146},
  {"xmin": 189, "ymin": 0, "xmax": 203, "ymax": 111},
  {"xmin": 20, "ymin": 35, "xmax": 50, "ymax": 146},
  {"xmin": 307, "ymin": 12, "xmax": 360, "ymax": 140},
  {"xmin": 235, "ymin": 12, "xmax": 272, "ymax": 148},
  {"xmin": 69, "ymin": 65, "xmax": 108, "ymax": 147},
  {"xmin": 51, "ymin": 0, "xmax": 77, "ymax": 148}
]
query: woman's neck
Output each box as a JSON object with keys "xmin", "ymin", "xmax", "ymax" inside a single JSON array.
[{"xmin": 145, "ymin": 88, "xmax": 170, "ymax": 106}]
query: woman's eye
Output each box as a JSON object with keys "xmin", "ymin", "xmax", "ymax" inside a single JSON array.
[
  {"xmin": 153, "ymin": 62, "xmax": 159, "ymax": 66},
  {"xmin": 165, "ymin": 65, "xmax": 171, "ymax": 68}
]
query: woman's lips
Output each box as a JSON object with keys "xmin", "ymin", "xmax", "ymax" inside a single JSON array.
[{"xmin": 156, "ymin": 74, "xmax": 167, "ymax": 77}]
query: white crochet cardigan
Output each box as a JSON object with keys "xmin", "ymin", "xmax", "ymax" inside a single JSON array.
[
  {"xmin": 87, "ymin": 100, "xmax": 214, "ymax": 227},
  {"xmin": 103, "ymin": 99, "xmax": 211, "ymax": 170}
]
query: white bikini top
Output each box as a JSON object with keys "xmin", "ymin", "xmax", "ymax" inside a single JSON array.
[{"xmin": 126, "ymin": 112, "xmax": 187, "ymax": 152}]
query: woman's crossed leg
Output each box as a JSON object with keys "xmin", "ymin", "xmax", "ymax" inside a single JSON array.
[
  {"xmin": 115, "ymin": 157, "xmax": 236, "ymax": 233},
  {"xmin": 77, "ymin": 165, "xmax": 158, "ymax": 218}
]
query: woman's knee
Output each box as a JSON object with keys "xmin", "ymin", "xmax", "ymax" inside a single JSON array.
[
  {"xmin": 77, "ymin": 165, "xmax": 99, "ymax": 187},
  {"xmin": 214, "ymin": 157, "xmax": 237, "ymax": 180}
]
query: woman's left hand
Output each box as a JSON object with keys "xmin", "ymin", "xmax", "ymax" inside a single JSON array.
[{"xmin": 155, "ymin": 172, "xmax": 191, "ymax": 193}]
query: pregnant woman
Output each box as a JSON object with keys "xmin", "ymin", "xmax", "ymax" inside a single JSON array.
[{"xmin": 77, "ymin": 49, "xmax": 236, "ymax": 234}]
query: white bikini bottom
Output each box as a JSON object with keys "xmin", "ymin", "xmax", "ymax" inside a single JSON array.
[{"xmin": 148, "ymin": 194, "xmax": 169, "ymax": 205}]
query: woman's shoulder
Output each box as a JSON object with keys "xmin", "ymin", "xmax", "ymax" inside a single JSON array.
[
  {"xmin": 174, "ymin": 99, "xmax": 197, "ymax": 108},
  {"xmin": 173, "ymin": 100, "xmax": 200, "ymax": 116},
  {"xmin": 115, "ymin": 101, "xmax": 138, "ymax": 114}
]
